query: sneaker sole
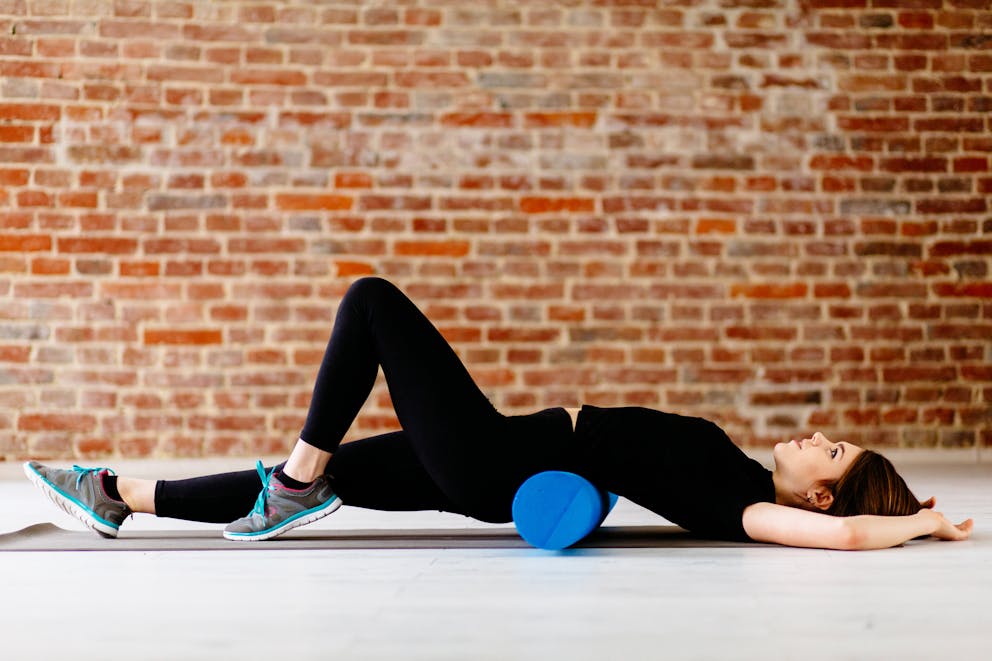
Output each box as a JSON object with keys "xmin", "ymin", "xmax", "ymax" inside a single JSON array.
[
  {"xmin": 223, "ymin": 496, "xmax": 343, "ymax": 542},
  {"xmin": 23, "ymin": 462, "xmax": 120, "ymax": 539}
]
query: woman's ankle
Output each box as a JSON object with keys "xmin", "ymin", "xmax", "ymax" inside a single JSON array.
[
  {"xmin": 117, "ymin": 477, "xmax": 157, "ymax": 514},
  {"xmin": 281, "ymin": 438, "xmax": 332, "ymax": 483},
  {"xmin": 275, "ymin": 470, "xmax": 313, "ymax": 490}
]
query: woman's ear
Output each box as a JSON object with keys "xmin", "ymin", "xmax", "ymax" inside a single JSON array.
[{"xmin": 807, "ymin": 484, "xmax": 835, "ymax": 511}]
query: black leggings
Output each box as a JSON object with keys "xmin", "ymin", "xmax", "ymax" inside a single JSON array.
[{"xmin": 155, "ymin": 277, "xmax": 576, "ymax": 524}]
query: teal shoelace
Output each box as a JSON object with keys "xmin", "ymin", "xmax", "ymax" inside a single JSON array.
[
  {"xmin": 250, "ymin": 460, "xmax": 276, "ymax": 517},
  {"xmin": 71, "ymin": 465, "xmax": 114, "ymax": 489}
]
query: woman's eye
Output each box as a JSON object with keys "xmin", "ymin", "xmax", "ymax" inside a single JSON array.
[{"xmin": 831, "ymin": 448, "xmax": 839, "ymax": 459}]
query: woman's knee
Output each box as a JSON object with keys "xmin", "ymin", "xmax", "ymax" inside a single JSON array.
[{"xmin": 344, "ymin": 276, "xmax": 401, "ymax": 307}]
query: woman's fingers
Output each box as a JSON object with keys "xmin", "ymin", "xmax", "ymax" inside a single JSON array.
[
  {"xmin": 928, "ymin": 512, "xmax": 974, "ymax": 541},
  {"xmin": 920, "ymin": 506, "xmax": 972, "ymax": 542},
  {"xmin": 946, "ymin": 517, "xmax": 973, "ymax": 541}
]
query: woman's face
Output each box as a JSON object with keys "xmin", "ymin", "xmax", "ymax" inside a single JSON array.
[{"xmin": 772, "ymin": 432, "xmax": 864, "ymax": 508}]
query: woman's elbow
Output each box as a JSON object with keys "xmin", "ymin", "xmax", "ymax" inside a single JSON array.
[
  {"xmin": 838, "ymin": 517, "xmax": 898, "ymax": 551},
  {"xmin": 837, "ymin": 519, "xmax": 864, "ymax": 550}
]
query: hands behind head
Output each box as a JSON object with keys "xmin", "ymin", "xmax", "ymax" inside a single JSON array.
[{"xmin": 918, "ymin": 496, "xmax": 974, "ymax": 542}]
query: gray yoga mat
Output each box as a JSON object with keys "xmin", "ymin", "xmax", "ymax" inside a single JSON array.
[{"xmin": 0, "ymin": 523, "xmax": 757, "ymax": 552}]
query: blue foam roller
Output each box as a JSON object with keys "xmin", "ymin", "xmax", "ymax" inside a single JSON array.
[{"xmin": 512, "ymin": 471, "xmax": 618, "ymax": 550}]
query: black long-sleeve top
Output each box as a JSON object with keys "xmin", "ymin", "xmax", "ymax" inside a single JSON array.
[{"xmin": 571, "ymin": 405, "xmax": 777, "ymax": 542}]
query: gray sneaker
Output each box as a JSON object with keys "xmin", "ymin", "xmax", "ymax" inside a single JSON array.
[
  {"xmin": 23, "ymin": 461, "xmax": 132, "ymax": 538},
  {"xmin": 223, "ymin": 461, "xmax": 342, "ymax": 541}
]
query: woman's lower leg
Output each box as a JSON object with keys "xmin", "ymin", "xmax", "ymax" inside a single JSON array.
[
  {"xmin": 281, "ymin": 438, "xmax": 333, "ymax": 483},
  {"xmin": 150, "ymin": 432, "xmax": 460, "ymax": 523}
]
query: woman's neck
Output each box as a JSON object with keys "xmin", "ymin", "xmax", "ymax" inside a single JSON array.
[{"xmin": 771, "ymin": 470, "xmax": 800, "ymax": 507}]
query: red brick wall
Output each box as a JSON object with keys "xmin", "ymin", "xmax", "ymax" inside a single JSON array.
[{"xmin": 1, "ymin": 0, "xmax": 989, "ymax": 460}]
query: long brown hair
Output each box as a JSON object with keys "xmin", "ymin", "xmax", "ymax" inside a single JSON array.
[{"xmin": 826, "ymin": 449, "xmax": 926, "ymax": 518}]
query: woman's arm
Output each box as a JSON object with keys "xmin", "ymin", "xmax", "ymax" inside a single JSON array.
[{"xmin": 742, "ymin": 501, "xmax": 973, "ymax": 550}]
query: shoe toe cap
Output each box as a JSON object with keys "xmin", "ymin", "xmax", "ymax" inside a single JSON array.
[{"xmin": 224, "ymin": 515, "xmax": 262, "ymax": 535}]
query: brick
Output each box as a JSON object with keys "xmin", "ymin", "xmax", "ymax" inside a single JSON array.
[
  {"xmin": 691, "ymin": 155, "xmax": 754, "ymax": 170},
  {"xmin": 914, "ymin": 115, "xmax": 984, "ymax": 132},
  {"xmin": 404, "ymin": 8, "xmax": 440, "ymax": 26},
  {"xmin": 0, "ymin": 346, "xmax": 30, "ymax": 363},
  {"xmin": 440, "ymin": 113, "xmax": 513, "ymax": 128},
  {"xmin": 395, "ymin": 241, "xmax": 470, "ymax": 257},
  {"xmin": 962, "ymin": 366, "xmax": 992, "ymax": 381},
  {"xmin": 685, "ymin": 367, "xmax": 754, "ymax": 384},
  {"xmin": 230, "ymin": 69, "xmax": 307, "ymax": 86},
  {"xmin": 879, "ymin": 157, "xmax": 947, "ymax": 172},
  {"xmin": 276, "ymin": 194, "xmax": 353, "ymax": 211},
  {"xmin": 953, "ymin": 157, "xmax": 989, "ymax": 173},
  {"xmin": 523, "ymin": 112, "xmax": 597, "ymax": 128},
  {"xmin": 57, "ymin": 237, "xmax": 137, "ymax": 254},
  {"xmin": 838, "ymin": 75, "xmax": 907, "ymax": 92},
  {"xmin": 119, "ymin": 261, "xmax": 160, "ymax": 277},
  {"xmin": 487, "ymin": 328, "xmax": 561, "ymax": 343},
  {"xmin": 19, "ymin": 414, "xmax": 96, "ymax": 432},
  {"xmin": 730, "ymin": 283, "xmax": 808, "ymax": 299},
  {"xmin": 395, "ymin": 72, "xmax": 470, "ymax": 87},
  {"xmin": 144, "ymin": 329, "xmax": 223, "ymax": 345},
  {"xmin": 0, "ymin": 235, "xmax": 52, "ymax": 252},
  {"xmin": 932, "ymin": 283, "xmax": 992, "ymax": 298},
  {"xmin": 724, "ymin": 326, "xmax": 797, "ymax": 341},
  {"xmin": 13, "ymin": 282, "xmax": 92, "ymax": 298},
  {"xmin": 837, "ymin": 116, "xmax": 910, "ymax": 132},
  {"xmin": 359, "ymin": 195, "xmax": 431, "ymax": 211},
  {"xmin": 809, "ymin": 155, "xmax": 875, "ymax": 171},
  {"xmin": 147, "ymin": 65, "xmax": 224, "ymax": 83},
  {"xmin": 805, "ymin": 32, "xmax": 871, "ymax": 49},
  {"xmin": 0, "ymin": 126, "xmax": 35, "ymax": 142},
  {"xmin": 929, "ymin": 241, "xmax": 992, "ymax": 257},
  {"xmin": 100, "ymin": 20, "xmax": 178, "ymax": 39},
  {"xmin": 898, "ymin": 11, "xmax": 934, "ymax": 29},
  {"xmin": 228, "ymin": 238, "xmax": 305, "ymax": 253},
  {"xmin": 0, "ymin": 169, "xmax": 30, "ymax": 186},
  {"xmin": 916, "ymin": 198, "xmax": 987, "ymax": 214},
  {"xmin": 883, "ymin": 367, "xmax": 957, "ymax": 383},
  {"xmin": 859, "ymin": 13, "xmax": 893, "ymax": 28},
  {"xmin": 31, "ymin": 257, "xmax": 69, "ymax": 275},
  {"xmin": 520, "ymin": 197, "xmax": 595, "ymax": 213}
]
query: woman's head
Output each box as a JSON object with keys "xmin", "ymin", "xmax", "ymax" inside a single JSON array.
[
  {"xmin": 771, "ymin": 431, "xmax": 924, "ymax": 516},
  {"xmin": 825, "ymin": 449, "xmax": 924, "ymax": 517}
]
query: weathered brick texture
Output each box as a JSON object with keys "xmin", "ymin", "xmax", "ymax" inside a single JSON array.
[{"xmin": 0, "ymin": 0, "xmax": 989, "ymax": 460}]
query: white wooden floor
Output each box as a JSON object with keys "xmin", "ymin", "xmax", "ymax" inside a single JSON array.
[{"xmin": 0, "ymin": 456, "xmax": 989, "ymax": 660}]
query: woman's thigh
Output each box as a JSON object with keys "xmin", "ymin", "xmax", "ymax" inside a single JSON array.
[
  {"xmin": 330, "ymin": 410, "xmax": 575, "ymax": 524},
  {"xmin": 327, "ymin": 431, "xmax": 465, "ymax": 515}
]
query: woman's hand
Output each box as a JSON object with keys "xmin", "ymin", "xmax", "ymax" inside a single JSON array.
[{"xmin": 917, "ymin": 507, "xmax": 974, "ymax": 542}]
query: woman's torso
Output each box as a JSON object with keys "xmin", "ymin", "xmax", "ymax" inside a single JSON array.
[{"xmin": 561, "ymin": 404, "xmax": 776, "ymax": 542}]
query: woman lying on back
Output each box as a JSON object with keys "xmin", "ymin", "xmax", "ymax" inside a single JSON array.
[{"xmin": 24, "ymin": 278, "xmax": 973, "ymax": 549}]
